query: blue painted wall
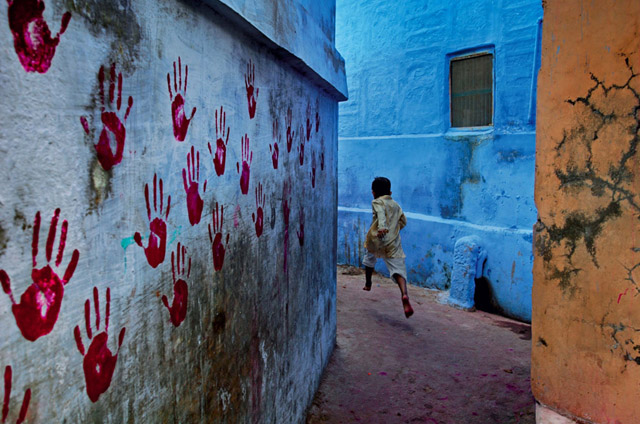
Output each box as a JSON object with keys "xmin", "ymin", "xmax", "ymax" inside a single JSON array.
[{"xmin": 336, "ymin": 0, "xmax": 542, "ymax": 322}]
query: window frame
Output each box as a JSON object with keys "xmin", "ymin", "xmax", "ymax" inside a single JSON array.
[{"xmin": 446, "ymin": 46, "xmax": 495, "ymax": 131}]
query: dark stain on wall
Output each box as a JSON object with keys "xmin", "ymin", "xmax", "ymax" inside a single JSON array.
[
  {"xmin": 62, "ymin": 0, "xmax": 142, "ymax": 69},
  {"xmin": 602, "ymin": 320, "xmax": 640, "ymax": 368},
  {"xmin": 340, "ymin": 217, "xmax": 366, "ymax": 267},
  {"xmin": 13, "ymin": 209, "xmax": 28, "ymax": 231},
  {"xmin": 623, "ymin": 247, "xmax": 640, "ymax": 297},
  {"xmin": 497, "ymin": 149, "xmax": 522, "ymax": 163},
  {"xmin": 535, "ymin": 55, "xmax": 639, "ymax": 296},
  {"xmin": 0, "ymin": 224, "xmax": 6, "ymax": 256},
  {"xmin": 0, "ymin": 208, "xmax": 31, "ymax": 256},
  {"xmin": 556, "ymin": 66, "xmax": 639, "ymax": 214},
  {"xmin": 439, "ymin": 136, "xmax": 484, "ymax": 219},
  {"xmin": 460, "ymin": 139, "xmax": 483, "ymax": 186},
  {"xmin": 212, "ymin": 310, "xmax": 227, "ymax": 334},
  {"xmin": 538, "ymin": 202, "xmax": 622, "ymax": 266}
]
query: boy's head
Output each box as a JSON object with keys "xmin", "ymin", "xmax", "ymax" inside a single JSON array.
[{"xmin": 371, "ymin": 177, "xmax": 391, "ymax": 198}]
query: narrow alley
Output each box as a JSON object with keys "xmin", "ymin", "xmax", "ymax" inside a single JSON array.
[
  {"xmin": 307, "ymin": 267, "xmax": 534, "ymax": 424},
  {"xmin": 1, "ymin": 0, "xmax": 638, "ymax": 422}
]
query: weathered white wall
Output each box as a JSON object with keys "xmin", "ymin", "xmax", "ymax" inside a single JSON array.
[{"xmin": 0, "ymin": 0, "xmax": 343, "ymax": 422}]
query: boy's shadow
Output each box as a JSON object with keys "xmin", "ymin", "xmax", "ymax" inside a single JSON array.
[{"xmin": 367, "ymin": 309, "xmax": 414, "ymax": 334}]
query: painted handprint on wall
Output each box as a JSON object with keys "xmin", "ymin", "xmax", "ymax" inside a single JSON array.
[
  {"xmin": 315, "ymin": 98, "xmax": 320, "ymax": 133},
  {"xmin": 182, "ymin": 146, "xmax": 207, "ymax": 226},
  {"xmin": 7, "ymin": 0, "xmax": 71, "ymax": 73},
  {"xmin": 208, "ymin": 203, "xmax": 229, "ymax": 272},
  {"xmin": 0, "ymin": 208, "xmax": 79, "ymax": 341},
  {"xmin": 236, "ymin": 134, "xmax": 253, "ymax": 195},
  {"xmin": 162, "ymin": 243, "xmax": 190, "ymax": 327},
  {"xmin": 310, "ymin": 151, "xmax": 316, "ymax": 188},
  {"xmin": 80, "ymin": 63, "xmax": 134, "ymax": 171},
  {"xmin": 134, "ymin": 174, "xmax": 171, "ymax": 268},
  {"xmin": 306, "ymin": 102, "xmax": 312, "ymax": 141},
  {"xmin": 167, "ymin": 57, "xmax": 196, "ymax": 142},
  {"xmin": 296, "ymin": 206, "xmax": 305, "ymax": 246},
  {"xmin": 244, "ymin": 59, "xmax": 259, "ymax": 119},
  {"xmin": 252, "ymin": 183, "xmax": 266, "ymax": 238},
  {"xmin": 320, "ymin": 136, "xmax": 325, "ymax": 171},
  {"xmin": 297, "ymin": 124, "xmax": 305, "ymax": 166},
  {"xmin": 282, "ymin": 181, "xmax": 291, "ymax": 272},
  {"xmin": 208, "ymin": 106, "xmax": 229, "ymax": 176},
  {"xmin": 285, "ymin": 107, "xmax": 294, "ymax": 153},
  {"xmin": 270, "ymin": 118, "xmax": 280, "ymax": 170},
  {"xmin": 74, "ymin": 287, "xmax": 126, "ymax": 403},
  {"xmin": 2, "ymin": 366, "xmax": 31, "ymax": 424}
]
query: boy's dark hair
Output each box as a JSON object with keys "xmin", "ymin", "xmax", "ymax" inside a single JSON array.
[{"xmin": 371, "ymin": 177, "xmax": 391, "ymax": 197}]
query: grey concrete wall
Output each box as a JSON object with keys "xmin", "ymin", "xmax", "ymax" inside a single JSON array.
[{"xmin": 0, "ymin": 0, "xmax": 343, "ymax": 422}]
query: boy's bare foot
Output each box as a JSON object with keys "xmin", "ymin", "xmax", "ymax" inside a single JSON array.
[
  {"xmin": 363, "ymin": 282, "xmax": 372, "ymax": 291},
  {"xmin": 402, "ymin": 295, "xmax": 414, "ymax": 318}
]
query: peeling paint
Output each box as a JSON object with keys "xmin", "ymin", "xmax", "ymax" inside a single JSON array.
[
  {"xmin": 89, "ymin": 158, "xmax": 111, "ymax": 209},
  {"xmin": 532, "ymin": 2, "xmax": 640, "ymax": 421},
  {"xmin": 536, "ymin": 56, "xmax": 638, "ymax": 295}
]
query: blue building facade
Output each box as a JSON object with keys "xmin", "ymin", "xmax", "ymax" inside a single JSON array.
[{"xmin": 336, "ymin": 0, "xmax": 543, "ymax": 322}]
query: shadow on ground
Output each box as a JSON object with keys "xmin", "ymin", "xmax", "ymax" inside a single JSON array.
[{"xmin": 306, "ymin": 266, "xmax": 534, "ymax": 424}]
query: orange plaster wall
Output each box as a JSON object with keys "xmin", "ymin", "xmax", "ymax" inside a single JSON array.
[{"xmin": 532, "ymin": 0, "xmax": 640, "ymax": 422}]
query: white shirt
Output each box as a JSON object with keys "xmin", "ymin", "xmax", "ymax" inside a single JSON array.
[{"xmin": 364, "ymin": 195, "xmax": 406, "ymax": 258}]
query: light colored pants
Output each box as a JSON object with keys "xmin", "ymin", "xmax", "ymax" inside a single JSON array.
[{"xmin": 363, "ymin": 251, "xmax": 407, "ymax": 281}]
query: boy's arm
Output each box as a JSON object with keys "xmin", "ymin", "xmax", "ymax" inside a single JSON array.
[
  {"xmin": 399, "ymin": 212, "xmax": 407, "ymax": 230},
  {"xmin": 372, "ymin": 200, "xmax": 388, "ymax": 237}
]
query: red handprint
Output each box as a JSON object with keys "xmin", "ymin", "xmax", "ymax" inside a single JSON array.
[
  {"xmin": 285, "ymin": 107, "xmax": 294, "ymax": 153},
  {"xmin": 167, "ymin": 57, "xmax": 196, "ymax": 142},
  {"xmin": 7, "ymin": 0, "xmax": 71, "ymax": 73},
  {"xmin": 0, "ymin": 208, "xmax": 80, "ymax": 342},
  {"xmin": 208, "ymin": 203, "xmax": 229, "ymax": 272},
  {"xmin": 305, "ymin": 102, "xmax": 312, "ymax": 141},
  {"xmin": 315, "ymin": 98, "xmax": 320, "ymax": 133},
  {"xmin": 80, "ymin": 63, "xmax": 134, "ymax": 171},
  {"xmin": 208, "ymin": 106, "xmax": 229, "ymax": 176},
  {"xmin": 252, "ymin": 183, "xmax": 266, "ymax": 238},
  {"xmin": 296, "ymin": 206, "xmax": 305, "ymax": 246},
  {"xmin": 282, "ymin": 181, "xmax": 291, "ymax": 272},
  {"xmin": 162, "ymin": 243, "xmax": 190, "ymax": 327},
  {"xmin": 297, "ymin": 124, "xmax": 305, "ymax": 166},
  {"xmin": 236, "ymin": 134, "xmax": 253, "ymax": 195},
  {"xmin": 2, "ymin": 366, "xmax": 31, "ymax": 424},
  {"xmin": 310, "ymin": 151, "xmax": 316, "ymax": 188},
  {"xmin": 134, "ymin": 174, "xmax": 171, "ymax": 268},
  {"xmin": 74, "ymin": 287, "xmax": 126, "ymax": 403},
  {"xmin": 182, "ymin": 146, "xmax": 207, "ymax": 226},
  {"xmin": 269, "ymin": 118, "xmax": 280, "ymax": 170},
  {"xmin": 320, "ymin": 136, "xmax": 325, "ymax": 171},
  {"xmin": 244, "ymin": 59, "xmax": 259, "ymax": 119}
]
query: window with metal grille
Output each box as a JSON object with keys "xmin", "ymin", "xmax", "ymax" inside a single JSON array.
[{"xmin": 450, "ymin": 53, "xmax": 493, "ymax": 127}]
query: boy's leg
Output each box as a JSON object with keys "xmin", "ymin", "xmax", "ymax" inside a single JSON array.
[
  {"xmin": 393, "ymin": 273, "xmax": 414, "ymax": 318},
  {"xmin": 385, "ymin": 257, "xmax": 414, "ymax": 318},
  {"xmin": 364, "ymin": 267, "xmax": 374, "ymax": 290},
  {"xmin": 392, "ymin": 273, "xmax": 409, "ymax": 297},
  {"xmin": 362, "ymin": 252, "xmax": 377, "ymax": 291}
]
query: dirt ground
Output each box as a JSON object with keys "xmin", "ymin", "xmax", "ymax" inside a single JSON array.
[{"xmin": 306, "ymin": 266, "xmax": 534, "ymax": 424}]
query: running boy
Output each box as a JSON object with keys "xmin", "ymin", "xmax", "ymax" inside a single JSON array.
[{"xmin": 363, "ymin": 177, "xmax": 414, "ymax": 318}]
